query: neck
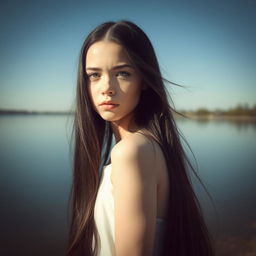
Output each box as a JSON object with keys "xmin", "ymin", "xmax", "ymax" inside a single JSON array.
[{"xmin": 110, "ymin": 115, "xmax": 142, "ymax": 142}]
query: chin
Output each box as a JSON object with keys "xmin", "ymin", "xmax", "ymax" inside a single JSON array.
[
  {"xmin": 99, "ymin": 113, "xmax": 120, "ymax": 122},
  {"xmin": 98, "ymin": 110, "xmax": 134, "ymax": 123}
]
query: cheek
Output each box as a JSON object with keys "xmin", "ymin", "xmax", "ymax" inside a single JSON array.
[
  {"xmin": 87, "ymin": 86, "xmax": 98, "ymax": 111},
  {"xmin": 88, "ymin": 83, "xmax": 99, "ymax": 100},
  {"xmin": 88, "ymin": 86, "xmax": 94, "ymax": 101},
  {"xmin": 124, "ymin": 87, "xmax": 142, "ymax": 109}
]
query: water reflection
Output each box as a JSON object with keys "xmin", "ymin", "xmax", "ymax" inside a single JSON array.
[
  {"xmin": 0, "ymin": 115, "xmax": 255, "ymax": 255},
  {"xmin": 177, "ymin": 116, "xmax": 256, "ymax": 132},
  {"xmin": 0, "ymin": 115, "xmax": 71, "ymax": 256},
  {"xmin": 216, "ymin": 232, "xmax": 256, "ymax": 256},
  {"xmin": 176, "ymin": 117, "xmax": 256, "ymax": 255}
]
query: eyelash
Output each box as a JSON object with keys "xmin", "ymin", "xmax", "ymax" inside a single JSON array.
[
  {"xmin": 117, "ymin": 71, "xmax": 130, "ymax": 77},
  {"xmin": 88, "ymin": 73, "xmax": 100, "ymax": 79},
  {"xmin": 87, "ymin": 71, "xmax": 131, "ymax": 79}
]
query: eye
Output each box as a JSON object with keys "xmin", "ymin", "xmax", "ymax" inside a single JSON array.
[
  {"xmin": 117, "ymin": 71, "xmax": 131, "ymax": 78},
  {"xmin": 87, "ymin": 72, "xmax": 100, "ymax": 80}
]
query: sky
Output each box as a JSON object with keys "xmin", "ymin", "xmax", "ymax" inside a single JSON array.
[{"xmin": 0, "ymin": 0, "xmax": 255, "ymax": 111}]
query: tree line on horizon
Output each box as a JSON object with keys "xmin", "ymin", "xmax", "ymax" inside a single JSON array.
[
  {"xmin": 179, "ymin": 103, "xmax": 256, "ymax": 116},
  {"xmin": 0, "ymin": 103, "xmax": 255, "ymax": 116}
]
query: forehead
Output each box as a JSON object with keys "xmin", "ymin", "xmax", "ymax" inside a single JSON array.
[{"xmin": 86, "ymin": 41, "xmax": 131, "ymax": 67}]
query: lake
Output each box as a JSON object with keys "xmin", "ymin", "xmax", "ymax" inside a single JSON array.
[{"xmin": 0, "ymin": 115, "xmax": 255, "ymax": 255}]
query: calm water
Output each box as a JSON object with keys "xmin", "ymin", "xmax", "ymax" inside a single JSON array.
[{"xmin": 0, "ymin": 115, "xmax": 255, "ymax": 256}]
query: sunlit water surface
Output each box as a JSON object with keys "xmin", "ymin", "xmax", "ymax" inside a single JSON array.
[{"xmin": 0, "ymin": 115, "xmax": 255, "ymax": 255}]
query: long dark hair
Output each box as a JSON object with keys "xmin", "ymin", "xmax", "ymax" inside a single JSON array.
[{"xmin": 66, "ymin": 20, "xmax": 214, "ymax": 256}]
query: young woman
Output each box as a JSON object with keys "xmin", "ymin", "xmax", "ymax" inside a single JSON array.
[{"xmin": 66, "ymin": 20, "xmax": 214, "ymax": 256}]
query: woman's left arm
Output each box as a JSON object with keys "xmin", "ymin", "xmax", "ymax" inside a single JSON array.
[{"xmin": 111, "ymin": 137, "xmax": 158, "ymax": 256}]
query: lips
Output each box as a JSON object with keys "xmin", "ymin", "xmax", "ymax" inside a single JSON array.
[
  {"xmin": 99, "ymin": 101, "xmax": 119, "ymax": 106},
  {"xmin": 98, "ymin": 101, "xmax": 119, "ymax": 110},
  {"xmin": 100, "ymin": 104, "xmax": 119, "ymax": 110}
]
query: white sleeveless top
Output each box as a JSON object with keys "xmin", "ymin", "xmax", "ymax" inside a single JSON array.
[{"xmin": 93, "ymin": 164, "xmax": 166, "ymax": 256}]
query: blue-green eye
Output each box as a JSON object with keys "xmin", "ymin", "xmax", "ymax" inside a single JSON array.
[
  {"xmin": 117, "ymin": 71, "xmax": 131, "ymax": 77},
  {"xmin": 87, "ymin": 73, "xmax": 100, "ymax": 79}
]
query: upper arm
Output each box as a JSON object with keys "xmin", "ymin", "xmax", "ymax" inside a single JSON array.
[{"xmin": 111, "ymin": 138, "xmax": 158, "ymax": 256}]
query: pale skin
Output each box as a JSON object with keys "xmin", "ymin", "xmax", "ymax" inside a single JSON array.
[{"xmin": 86, "ymin": 40, "xmax": 170, "ymax": 256}]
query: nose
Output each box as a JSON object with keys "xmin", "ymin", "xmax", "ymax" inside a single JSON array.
[{"xmin": 101, "ymin": 74, "xmax": 116, "ymax": 96}]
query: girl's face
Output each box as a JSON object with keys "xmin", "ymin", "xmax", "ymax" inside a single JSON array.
[{"xmin": 86, "ymin": 41, "xmax": 143, "ymax": 126}]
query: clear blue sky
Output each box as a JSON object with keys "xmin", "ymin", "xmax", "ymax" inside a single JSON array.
[{"xmin": 0, "ymin": 0, "xmax": 255, "ymax": 111}]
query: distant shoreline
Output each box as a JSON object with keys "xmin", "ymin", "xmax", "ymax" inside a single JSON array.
[
  {"xmin": 174, "ymin": 112, "xmax": 256, "ymax": 121},
  {"xmin": 1, "ymin": 108, "xmax": 255, "ymax": 121},
  {"xmin": 174, "ymin": 106, "xmax": 256, "ymax": 121},
  {"xmin": 0, "ymin": 110, "xmax": 73, "ymax": 115}
]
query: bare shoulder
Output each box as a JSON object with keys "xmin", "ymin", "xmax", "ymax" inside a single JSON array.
[
  {"xmin": 110, "ymin": 132, "xmax": 158, "ymax": 167},
  {"xmin": 110, "ymin": 132, "xmax": 168, "ymax": 254},
  {"xmin": 110, "ymin": 131, "xmax": 167, "ymax": 182}
]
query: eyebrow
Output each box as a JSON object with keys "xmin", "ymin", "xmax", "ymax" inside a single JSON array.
[{"xmin": 86, "ymin": 64, "xmax": 133, "ymax": 71}]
